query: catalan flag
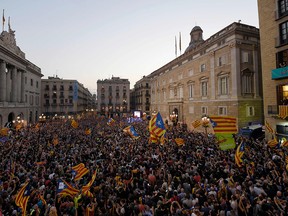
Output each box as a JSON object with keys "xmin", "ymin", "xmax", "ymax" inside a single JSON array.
[
  {"xmin": 82, "ymin": 171, "xmax": 97, "ymax": 197},
  {"xmin": 71, "ymin": 119, "xmax": 79, "ymax": 128},
  {"xmin": 210, "ymin": 116, "xmax": 237, "ymax": 150},
  {"xmin": 149, "ymin": 112, "xmax": 166, "ymax": 138},
  {"xmin": 15, "ymin": 181, "xmax": 31, "ymax": 216},
  {"xmin": 210, "ymin": 116, "xmax": 237, "ymax": 133},
  {"xmin": 267, "ymin": 137, "xmax": 279, "ymax": 148},
  {"xmin": 85, "ymin": 128, "xmax": 91, "ymax": 135},
  {"xmin": 149, "ymin": 132, "xmax": 159, "ymax": 144},
  {"xmin": 265, "ymin": 120, "xmax": 275, "ymax": 134},
  {"xmin": 191, "ymin": 119, "xmax": 202, "ymax": 129},
  {"xmin": 0, "ymin": 127, "xmax": 9, "ymax": 136},
  {"xmin": 72, "ymin": 163, "xmax": 89, "ymax": 181},
  {"xmin": 57, "ymin": 179, "xmax": 79, "ymax": 197},
  {"xmin": 107, "ymin": 118, "xmax": 115, "ymax": 126},
  {"xmin": 174, "ymin": 138, "xmax": 185, "ymax": 146},
  {"xmin": 123, "ymin": 125, "xmax": 140, "ymax": 139},
  {"xmin": 281, "ymin": 139, "xmax": 288, "ymax": 147},
  {"xmin": 235, "ymin": 141, "xmax": 245, "ymax": 167}
]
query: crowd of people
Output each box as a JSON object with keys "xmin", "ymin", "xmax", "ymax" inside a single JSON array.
[{"xmin": 0, "ymin": 114, "xmax": 288, "ymax": 216}]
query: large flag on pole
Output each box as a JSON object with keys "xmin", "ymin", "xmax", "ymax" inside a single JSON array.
[
  {"xmin": 210, "ymin": 116, "xmax": 237, "ymax": 150},
  {"xmin": 149, "ymin": 112, "xmax": 166, "ymax": 137}
]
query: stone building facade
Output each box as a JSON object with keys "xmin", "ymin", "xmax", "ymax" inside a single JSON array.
[
  {"xmin": 97, "ymin": 76, "xmax": 130, "ymax": 117},
  {"xmin": 41, "ymin": 76, "xmax": 95, "ymax": 118},
  {"xmin": 0, "ymin": 27, "xmax": 42, "ymax": 127},
  {"xmin": 258, "ymin": 0, "xmax": 288, "ymax": 139},
  {"xmin": 149, "ymin": 22, "xmax": 263, "ymax": 130},
  {"xmin": 131, "ymin": 76, "xmax": 151, "ymax": 115}
]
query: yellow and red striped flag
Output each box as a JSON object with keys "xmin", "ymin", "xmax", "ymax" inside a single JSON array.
[
  {"xmin": 0, "ymin": 127, "xmax": 9, "ymax": 136},
  {"xmin": 71, "ymin": 119, "xmax": 79, "ymax": 128},
  {"xmin": 72, "ymin": 163, "xmax": 89, "ymax": 181},
  {"xmin": 174, "ymin": 138, "xmax": 185, "ymax": 146},
  {"xmin": 265, "ymin": 120, "xmax": 275, "ymax": 134},
  {"xmin": 85, "ymin": 128, "xmax": 91, "ymax": 135},
  {"xmin": 58, "ymin": 179, "xmax": 80, "ymax": 197},
  {"xmin": 235, "ymin": 141, "xmax": 245, "ymax": 167},
  {"xmin": 191, "ymin": 119, "xmax": 202, "ymax": 129},
  {"xmin": 82, "ymin": 171, "xmax": 97, "ymax": 197},
  {"xmin": 267, "ymin": 137, "xmax": 279, "ymax": 148}
]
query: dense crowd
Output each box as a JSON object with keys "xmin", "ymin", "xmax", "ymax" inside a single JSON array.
[{"xmin": 0, "ymin": 115, "xmax": 287, "ymax": 216}]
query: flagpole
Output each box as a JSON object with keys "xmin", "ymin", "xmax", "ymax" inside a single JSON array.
[
  {"xmin": 179, "ymin": 32, "xmax": 182, "ymax": 55},
  {"xmin": 175, "ymin": 36, "xmax": 177, "ymax": 57},
  {"xmin": 2, "ymin": 9, "xmax": 5, "ymax": 32}
]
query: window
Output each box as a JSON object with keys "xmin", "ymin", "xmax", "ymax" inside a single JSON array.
[
  {"xmin": 247, "ymin": 106, "xmax": 255, "ymax": 117},
  {"xmin": 188, "ymin": 83, "xmax": 194, "ymax": 99},
  {"xmin": 219, "ymin": 76, "xmax": 228, "ymax": 95},
  {"xmin": 279, "ymin": 0, "xmax": 288, "ymax": 17},
  {"xmin": 241, "ymin": 51, "xmax": 251, "ymax": 63},
  {"xmin": 179, "ymin": 86, "xmax": 183, "ymax": 98},
  {"xmin": 30, "ymin": 79, "xmax": 33, "ymax": 86},
  {"xmin": 188, "ymin": 69, "xmax": 194, "ymax": 76},
  {"xmin": 218, "ymin": 57, "xmax": 222, "ymax": 66},
  {"xmin": 201, "ymin": 106, "xmax": 208, "ymax": 115},
  {"xmin": 201, "ymin": 81, "xmax": 208, "ymax": 97},
  {"xmin": 169, "ymin": 78, "xmax": 173, "ymax": 83},
  {"xmin": 174, "ymin": 87, "xmax": 177, "ymax": 97},
  {"xmin": 36, "ymin": 81, "xmax": 38, "ymax": 88},
  {"xmin": 241, "ymin": 70, "xmax": 254, "ymax": 94},
  {"xmin": 178, "ymin": 73, "xmax": 183, "ymax": 80},
  {"xmin": 218, "ymin": 106, "xmax": 227, "ymax": 115},
  {"xmin": 170, "ymin": 89, "xmax": 173, "ymax": 98},
  {"xmin": 276, "ymin": 50, "xmax": 288, "ymax": 68},
  {"xmin": 25, "ymin": 77, "xmax": 27, "ymax": 84},
  {"xmin": 189, "ymin": 106, "xmax": 194, "ymax": 114},
  {"xmin": 280, "ymin": 21, "xmax": 288, "ymax": 45},
  {"xmin": 25, "ymin": 94, "xmax": 27, "ymax": 102},
  {"xmin": 200, "ymin": 64, "xmax": 206, "ymax": 72}
]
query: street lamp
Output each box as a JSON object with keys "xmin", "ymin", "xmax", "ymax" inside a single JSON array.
[
  {"xmin": 201, "ymin": 114, "xmax": 210, "ymax": 136},
  {"xmin": 170, "ymin": 111, "xmax": 178, "ymax": 126}
]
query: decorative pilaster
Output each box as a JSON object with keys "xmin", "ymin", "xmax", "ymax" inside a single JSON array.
[
  {"xmin": 6, "ymin": 67, "xmax": 11, "ymax": 102},
  {"xmin": 0, "ymin": 60, "xmax": 6, "ymax": 102},
  {"xmin": 21, "ymin": 71, "xmax": 25, "ymax": 103},
  {"xmin": 11, "ymin": 66, "xmax": 17, "ymax": 102}
]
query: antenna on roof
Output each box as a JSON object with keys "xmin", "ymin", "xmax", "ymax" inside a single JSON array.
[{"xmin": 238, "ymin": 20, "xmax": 241, "ymax": 23}]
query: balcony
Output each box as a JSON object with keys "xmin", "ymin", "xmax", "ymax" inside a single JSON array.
[{"xmin": 272, "ymin": 66, "xmax": 288, "ymax": 80}]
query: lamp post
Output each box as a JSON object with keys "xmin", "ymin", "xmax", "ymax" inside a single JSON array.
[
  {"xmin": 38, "ymin": 114, "xmax": 46, "ymax": 143},
  {"xmin": 170, "ymin": 111, "xmax": 178, "ymax": 126},
  {"xmin": 201, "ymin": 114, "xmax": 210, "ymax": 136}
]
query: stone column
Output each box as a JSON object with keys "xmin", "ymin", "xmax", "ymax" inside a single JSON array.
[
  {"xmin": 17, "ymin": 70, "xmax": 21, "ymax": 102},
  {"xmin": 230, "ymin": 42, "xmax": 241, "ymax": 98},
  {"xmin": 0, "ymin": 60, "xmax": 6, "ymax": 102},
  {"xmin": 6, "ymin": 67, "xmax": 11, "ymax": 102},
  {"xmin": 21, "ymin": 71, "xmax": 25, "ymax": 103},
  {"xmin": 11, "ymin": 66, "xmax": 18, "ymax": 102},
  {"xmin": 209, "ymin": 51, "xmax": 216, "ymax": 100}
]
